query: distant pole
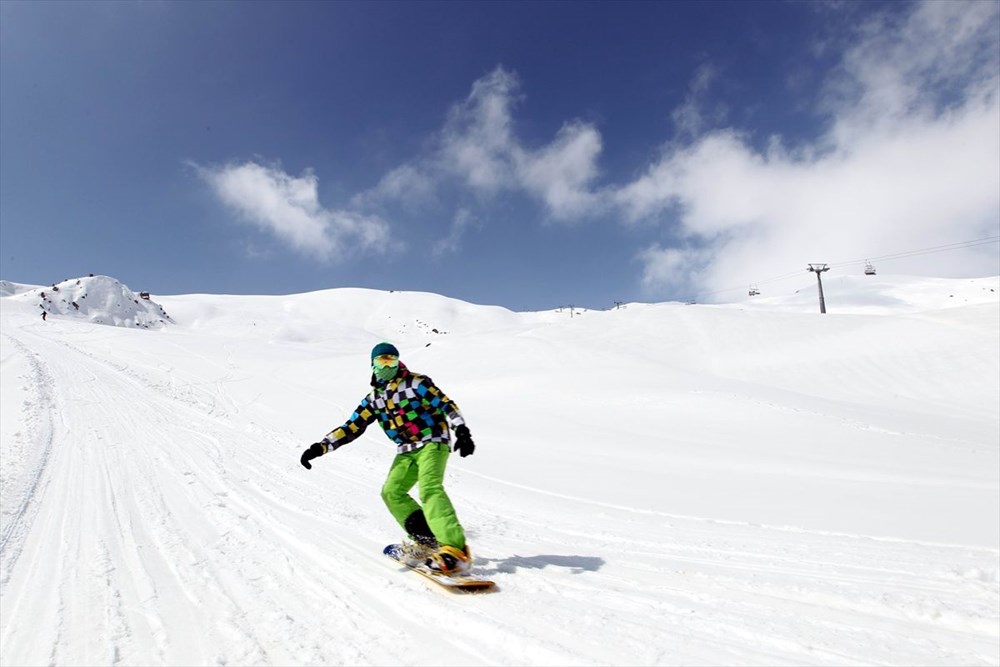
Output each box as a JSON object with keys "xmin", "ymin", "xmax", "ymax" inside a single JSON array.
[{"xmin": 807, "ymin": 264, "xmax": 830, "ymax": 314}]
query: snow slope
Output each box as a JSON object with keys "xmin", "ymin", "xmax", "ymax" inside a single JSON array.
[
  {"xmin": 1, "ymin": 275, "xmax": 998, "ymax": 666},
  {"xmin": 3, "ymin": 275, "xmax": 173, "ymax": 329}
]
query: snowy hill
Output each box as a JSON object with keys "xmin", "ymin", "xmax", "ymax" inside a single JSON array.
[
  {"xmin": 1, "ymin": 275, "xmax": 998, "ymax": 666},
  {"xmin": 0, "ymin": 281, "xmax": 37, "ymax": 298},
  {"xmin": 2, "ymin": 275, "xmax": 173, "ymax": 329},
  {"xmin": 733, "ymin": 274, "xmax": 1000, "ymax": 314}
]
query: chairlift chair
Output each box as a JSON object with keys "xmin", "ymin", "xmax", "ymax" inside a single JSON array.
[{"xmin": 864, "ymin": 261, "xmax": 876, "ymax": 276}]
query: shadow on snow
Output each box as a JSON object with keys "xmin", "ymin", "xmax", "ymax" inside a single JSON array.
[{"xmin": 480, "ymin": 554, "xmax": 605, "ymax": 575}]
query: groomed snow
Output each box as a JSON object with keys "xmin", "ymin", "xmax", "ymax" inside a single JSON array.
[{"xmin": 1, "ymin": 274, "xmax": 997, "ymax": 666}]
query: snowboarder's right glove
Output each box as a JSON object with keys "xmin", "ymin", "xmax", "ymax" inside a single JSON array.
[
  {"xmin": 300, "ymin": 441, "xmax": 328, "ymax": 469},
  {"xmin": 454, "ymin": 425, "xmax": 475, "ymax": 457}
]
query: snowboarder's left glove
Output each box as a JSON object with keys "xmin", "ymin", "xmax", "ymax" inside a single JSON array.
[
  {"xmin": 300, "ymin": 441, "xmax": 328, "ymax": 469},
  {"xmin": 454, "ymin": 425, "xmax": 475, "ymax": 457}
]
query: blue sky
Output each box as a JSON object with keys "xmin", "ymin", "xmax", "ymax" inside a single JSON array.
[{"xmin": 1, "ymin": 1, "xmax": 997, "ymax": 311}]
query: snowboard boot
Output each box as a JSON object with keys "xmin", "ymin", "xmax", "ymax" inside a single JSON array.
[
  {"xmin": 399, "ymin": 509, "xmax": 438, "ymax": 566},
  {"xmin": 425, "ymin": 544, "xmax": 472, "ymax": 576},
  {"xmin": 404, "ymin": 510, "xmax": 438, "ymax": 548}
]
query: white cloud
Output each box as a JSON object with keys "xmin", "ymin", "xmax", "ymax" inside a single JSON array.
[
  {"xmin": 829, "ymin": 1, "xmax": 998, "ymax": 125},
  {"xmin": 353, "ymin": 164, "xmax": 437, "ymax": 209},
  {"xmin": 622, "ymin": 0, "xmax": 1000, "ymax": 300},
  {"xmin": 670, "ymin": 62, "xmax": 722, "ymax": 138},
  {"xmin": 440, "ymin": 67, "xmax": 521, "ymax": 193},
  {"xmin": 637, "ymin": 245, "xmax": 711, "ymax": 292},
  {"xmin": 433, "ymin": 208, "xmax": 478, "ymax": 257},
  {"xmin": 515, "ymin": 120, "xmax": 605, "ymax": 220},
  {"xmin": 358, "ymin": 66, "xmax": 605, "ymax": 226},
  {"xmin": 195, "ymin": 161, "xmax": 391, "ymax": 261}
]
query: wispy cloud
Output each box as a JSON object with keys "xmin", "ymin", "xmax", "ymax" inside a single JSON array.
[
  {"xmin": 352, "ymin": 163, "xmax": 437, "ymax": 210},
  {"xmin": 440, "ymin": 67, "xmax": 521, "ymax": 194},
  {"xmin": 670, "ymin": 62, "xmax": 723, "ymax": 138},
  {"xmin": 194, "ymin": 161, "xmax": 391, "ymax": 261},
  {"xmin": 620, "ymin": 0, "xmax": 1000, "ymax": 299},
  {"xmin": 515, "ymin": 120, "xmax": 605, "ymax": 221},
  {"xmin": 360, "ymin": 66, "xmax": 605, "ymax": 228},
  {"xmin": 433, "ymin": 208, "xmax": 478, "ymax": 257}
]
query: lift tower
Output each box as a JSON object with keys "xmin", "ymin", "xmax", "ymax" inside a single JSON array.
[{"xmin": 808, "ymin": 264, "xmax": 830, "ymax": 314}]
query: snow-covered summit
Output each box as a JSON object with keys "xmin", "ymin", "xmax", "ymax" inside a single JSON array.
[
  {"xmin": 3, "ymin": 275, "xmax": 173, "ymax": 329},
  {"xmin": 0, "ymin": 280, "xmax": 40, "ymax": 297}
]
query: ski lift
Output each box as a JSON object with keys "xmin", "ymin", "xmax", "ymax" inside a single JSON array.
[
  {"xmin": 748, "ymin": 284, "xmax": 760, "ymax": 296},
  {"xmin": 864, "ymin": 261, "xmax": 876, "ymax": 276}
]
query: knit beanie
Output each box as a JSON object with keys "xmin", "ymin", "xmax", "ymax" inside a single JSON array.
[{"xmin": 371, "ymin": 342, "xmax": 400, "ymax": 360}]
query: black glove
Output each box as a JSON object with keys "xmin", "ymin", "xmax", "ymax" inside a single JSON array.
[
  {"xmin": 300, "ymin": 442, "xmax": 327, "ymax": 470},
  {"xmin": 454, "ymin": 424, "xmax": 475, "ymax": 457}
]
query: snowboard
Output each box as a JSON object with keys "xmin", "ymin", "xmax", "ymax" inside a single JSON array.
[{"xmin": 383, "ymin": 544, "xmax": 496, "ymax": 592}]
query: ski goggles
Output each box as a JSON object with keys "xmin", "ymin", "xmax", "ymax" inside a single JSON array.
[{"xmin": 372, "ymin": 354, "xmax": 399, "ymax": 369}]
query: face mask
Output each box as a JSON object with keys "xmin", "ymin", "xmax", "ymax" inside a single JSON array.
[{"xmin": 373, "ymin": 363, "xmax": 398, "ymax": 382}]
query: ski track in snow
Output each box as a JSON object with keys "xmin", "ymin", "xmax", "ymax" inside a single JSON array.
[
  {"xmin": 1, "ymin": 327, "xmax": 419, "ymax": 666},
  {"xmin": 1, "ymin": 283, "xmax": 998, "ymax": 666},
  {"xmin": 0, "ymin": 335, "xmax": 58, "ymax": 585}
]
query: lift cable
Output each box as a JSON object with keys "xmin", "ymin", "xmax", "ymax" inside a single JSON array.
[{"xmin": 686, "ymin": 234, "xmax": 1000, "ymax": 302}]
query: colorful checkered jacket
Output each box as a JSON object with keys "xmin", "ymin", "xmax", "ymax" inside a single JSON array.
[{"xmin": 322, "ymin": 363, "xmax": 466, "ymax": 454}]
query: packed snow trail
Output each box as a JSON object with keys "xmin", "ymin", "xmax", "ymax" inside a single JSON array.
[
  {"xmin": 0, "ymin": 335, "xmax": 57, "ymax": 579},
  {"xmin": 1, "ymin": 324, "xmax": 449, "ymax": 665},
  {"xmin": 1, "ymin": 279, "xmax": 998, "ymax": 666}
]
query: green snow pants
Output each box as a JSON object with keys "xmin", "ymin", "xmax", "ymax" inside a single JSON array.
[{"xmin": 381, "ymin": 442, "xmax": 466, "ymax": 550}]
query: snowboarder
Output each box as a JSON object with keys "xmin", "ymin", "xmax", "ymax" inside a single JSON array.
[{"xmin": 300, "ymin": 342, "xmax": 477, "ymax": 576}]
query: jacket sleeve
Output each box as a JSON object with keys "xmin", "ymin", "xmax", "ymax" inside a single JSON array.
[
  {"xmin": 322, "ymin": 394, "xmax": 377, "ymax": 451},
  {"xmin": 415, "ymin": 376, "xmax": 465, "ymax": 429}
]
